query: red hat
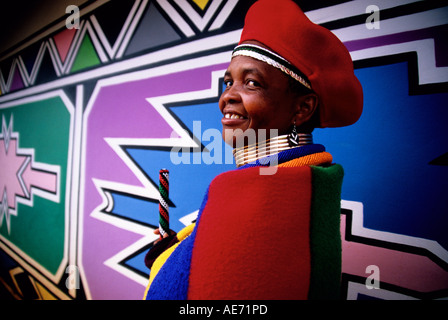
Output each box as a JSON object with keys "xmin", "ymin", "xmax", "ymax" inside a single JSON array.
[{"xmin": 237, "ymin": 0, "xmax": 363, "ymax": 128}]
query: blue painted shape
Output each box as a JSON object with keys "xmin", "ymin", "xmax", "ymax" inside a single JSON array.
[
  {"xmin": 122, "ymin": 250, "xmax": 149, "ymax": 277},
  {"xmin": 314, "ymin": 61, "xmax": 448, "ymax": 249},
  {"xmin": 111, "ymin": 101, "xmax": 235, "ymax": 234}
]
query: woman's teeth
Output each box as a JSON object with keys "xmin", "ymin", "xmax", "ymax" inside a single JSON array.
[{"xmin": 224, "ymin": 113, "xmax": 245, "ymax": 119}]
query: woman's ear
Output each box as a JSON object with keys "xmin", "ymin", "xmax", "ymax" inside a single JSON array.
[{"xmin": 293, "ymin": 93, "xmax": 318, "ymax": 126}]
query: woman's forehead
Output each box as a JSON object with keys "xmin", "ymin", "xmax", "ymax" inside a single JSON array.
[{"xmin": 226, "ymin": 55, "xmax": 283, "ymax": 78}]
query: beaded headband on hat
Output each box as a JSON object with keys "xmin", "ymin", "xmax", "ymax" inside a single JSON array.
[{"xmin": 232, "ymin": 43, "xmax": 312, "ymax": 90}]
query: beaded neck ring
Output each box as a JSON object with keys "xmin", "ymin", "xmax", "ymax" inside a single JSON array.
[
  {"xmin": 233, "ymin": 133, "xmax": 313, "ymax": 167},
  {"xmin": 232, "ymin": 44, "xmax": 312, "ymax": 90}
]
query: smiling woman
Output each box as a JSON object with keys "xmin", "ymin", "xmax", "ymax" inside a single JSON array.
[
  {"xmin": 219, "ymin": 43, "xmax": 318, "ymax": 147},
  {"xmin": 144, "ymin": 0, "xmax": 363, "ymax": 300}
]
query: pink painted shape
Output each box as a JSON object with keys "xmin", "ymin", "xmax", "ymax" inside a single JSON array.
[
  {"xmin": 341, "ymin": 215, "xmax": 448, "ymax": 293},
  {"xmin": 0, "ymin": 139, "xmax": 27, "ymax": 208},
  {"xmin": 53, "ymin": 28, "xmax": 77, "ymax": 63},
  {"xmin": 21, "ymin": 160, "xmax": 57, "ymax": 194}
]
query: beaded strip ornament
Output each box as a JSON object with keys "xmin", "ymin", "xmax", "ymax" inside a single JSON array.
[{"xmin": 232, "ymin": 44, "xmax": 312, "ymax": 90}]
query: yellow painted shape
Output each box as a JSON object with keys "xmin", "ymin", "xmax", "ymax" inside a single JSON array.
[
  {"xmin": 35, "ymin": 282, "xmax": 57, "ymax": 300},
  {"xmin": 192, "ymin": 0, "xmax": 209, "ymax": 10}
]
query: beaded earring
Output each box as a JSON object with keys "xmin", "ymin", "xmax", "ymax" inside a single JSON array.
[{"xmin": 288, "ymin": 121, "xmax": 299, "ymax": 147}]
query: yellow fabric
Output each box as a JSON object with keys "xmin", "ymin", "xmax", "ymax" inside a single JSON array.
[
  {"xmin": 143, "ymin": 223, "xmax": 196, "ymax": 299},
  {"xmin": 278, "ymin": 151, "xmax": 333, "ymax": 167},
  {"xmin": 176, "ymin": 223, "xmax": 195, "ymax": 241}
]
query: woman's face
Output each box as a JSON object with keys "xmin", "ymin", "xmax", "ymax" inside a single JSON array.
[{"xmin": 219, "ymin": 54, "xmax": 299, "ymax": 146}]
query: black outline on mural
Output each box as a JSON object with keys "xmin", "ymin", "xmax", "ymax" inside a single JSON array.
[{"xmin": 0, "ymin": 0, "xmax": 447, "ymax": 300}]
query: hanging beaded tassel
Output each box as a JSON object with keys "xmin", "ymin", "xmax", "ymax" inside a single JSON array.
[{"xmin": 158, "ymin": 169, "xmax": 170, "ymax": 237}]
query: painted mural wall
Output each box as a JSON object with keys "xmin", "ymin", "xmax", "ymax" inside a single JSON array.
[{"xmin": 0, "ymin": 0, "xmax": 447, "ymax": 300}]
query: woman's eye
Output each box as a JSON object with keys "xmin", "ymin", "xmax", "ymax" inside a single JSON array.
[
  {"xmin": 224, "ymin": 80, "xmax": 232, "ymax": 88},
  {"xmin": 246, "ymin": 80, "xmax": 259, "ymax": 87}
]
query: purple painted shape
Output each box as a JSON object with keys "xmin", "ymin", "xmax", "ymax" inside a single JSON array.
[
  {"xmin": 344, "ymin": 25, "xmax": 448, "ymax": 67},
  {"xmin": 81, "ymin": 62, "xmax": 229, "ymax": 300},
  {"xmin": 10, "ymin": 67, "xmax": 25, "ymax": 92}
]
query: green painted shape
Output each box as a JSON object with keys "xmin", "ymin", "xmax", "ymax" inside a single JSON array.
[
  {"xmin": 0, "ymin": 96, "xmax": 71, "ymax": 275},
  {"xmin": 70, "ymin": 33, "xmax": 101, "ymax": 72}
]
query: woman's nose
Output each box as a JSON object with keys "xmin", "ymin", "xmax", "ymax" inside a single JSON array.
[{"xmin": 221, "ymin": 83, "xmax": 241, "ymax": 105}]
